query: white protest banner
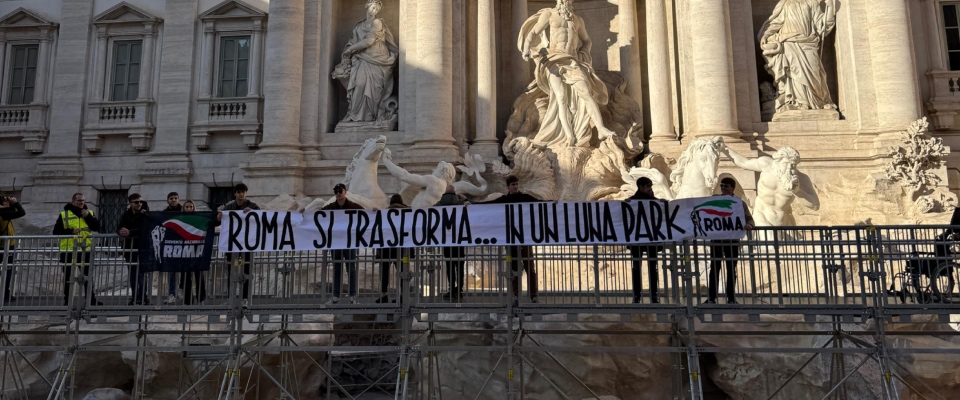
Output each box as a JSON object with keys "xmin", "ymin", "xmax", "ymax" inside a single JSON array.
[{"xmin": 218, "ymin": 196, "xmax": 748, "ymax": 253}]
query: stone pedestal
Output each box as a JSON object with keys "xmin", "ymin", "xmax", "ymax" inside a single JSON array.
[{"xmin": 772, "ymin": 109, "xmax": 841, "ymax": 122}]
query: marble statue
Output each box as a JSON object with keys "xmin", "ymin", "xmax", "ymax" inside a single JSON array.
[
  {"xmin": 758, "ymin": 0, "xmax": 837, "ymax": 118},
  {"xmin": 303, "ymin": 135, "xmax": 388, "ymax": 211},
  {"xmin": 519, "ymin": 0, "xmax": 616, "ymax": 148},
  {"xmin": 382, "ymin": 150, "xmax": 456, "ymax": 208},
  {"xmin": 332, "ymin": 0, "xmax": 399, "ymax": 130},
  {"xmin": 884, "ymin": 118, "xmax": 956, "ymax": 214},
  {"xmin": 624, "ymin": 137, "xmax": 724, "ymax": 200},
  {"xmin": 452, "ymin": 153, "xmax": 489, "ymax": 198},
  {"xmin": 721, "ymin": 145, "xmax": 820, "ymax": 226}
]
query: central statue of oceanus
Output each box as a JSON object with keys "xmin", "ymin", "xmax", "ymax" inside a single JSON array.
[{"xmin": 519, "ymin": 0, "xmax": 616, "ymax": 148}]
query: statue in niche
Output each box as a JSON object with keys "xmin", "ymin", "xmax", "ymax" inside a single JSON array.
[
  {"xmin": 332, "ymin": 0, "xmax": 399, "ymax": 131},
  {"xmin": 721, "ymin": 145, "xmax": 820, "ymax": 226},
  {"xmin": 518, "ymin": 0, "xmax": 617, "ymax": 148},
  {"xmin": 758, "ymin": 0, "xmax": 838, "ymax": 120}
]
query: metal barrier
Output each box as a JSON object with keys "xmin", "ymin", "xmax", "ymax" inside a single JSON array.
[{"xmin": 1, "ymin": 225, "xmax": 958, "ymax": 317}]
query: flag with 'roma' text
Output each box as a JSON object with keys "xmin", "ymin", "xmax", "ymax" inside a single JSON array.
[{"xmin": 139, "ymin": 212, "xmax": 217, "ymax": 272}]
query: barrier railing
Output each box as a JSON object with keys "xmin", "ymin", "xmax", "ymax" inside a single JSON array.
[{"xmin": 1, "ymin": 225, "xmax": 958, "ymax": 317}]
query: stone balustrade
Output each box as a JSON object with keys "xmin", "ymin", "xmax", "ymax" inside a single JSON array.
[
  {"xmin": 926, "ymin": 70, "xmax": 960, "ymax": 131},
  {"xmin": 82, "ymin": 99, "xmax": 155, "ymax": 152},
  {"xmin": 191, "ymin": 96, "xmax": 263, "ymax": 150},
  {"xmin": 0, "ymin": 103, "xmax": 49, "ymax": 153}
]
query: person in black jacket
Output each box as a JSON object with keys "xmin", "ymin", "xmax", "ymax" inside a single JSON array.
[
  {"xmin": 162, "ymin": 192, "xmax": 182, "ymax": 304},
  {"xmin": 118, "ymin": 193, "xmax": 150, "ymax": 305},
  {"xmin": 322, "ymin": 183, "xmax": 363, "ymax": 304},
  {"xmin": 53, "ymin": 193, "xmax": 102, "ymax": 306},
  {"xmin": 0, "ymin": 195, "xmax": 26, "ymax": 302},
  {"xmin": 436, "ymin": 185, "xmax": 467, "ymax": 301},
  {"xmin": 626, "ymin": 177, "xmax": 663, "ymax": 303},
  {"xmin": 478, "ymin": 176, "xmax": 543, "ymax": 305},
  {"xmin": 218, "ymin": 183, "xmax": 260, "ymax": 307}
]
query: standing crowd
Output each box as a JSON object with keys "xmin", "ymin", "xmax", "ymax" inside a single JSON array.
[{"xmin": 0, "ymin": 174, "xmax": 757, "ymax": 307}]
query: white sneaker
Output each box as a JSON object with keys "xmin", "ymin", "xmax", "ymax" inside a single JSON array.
[
  {"xmin": 164, "ymin": 295, "xmax": 177, "ymax": 305},
  {"xmin": 346, "ymin": 296, "xmax": 357, "ymax": 305},
  {"xmin": 326, "ymin": 296, "xmax": 340, "ymax": 305},
  {"xmin": 241, "ymin": 299, "xmax": 249, "ymax": 308}
]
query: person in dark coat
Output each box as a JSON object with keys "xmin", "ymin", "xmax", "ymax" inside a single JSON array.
[
  {"xmin": 477, "ymin": 176, "xmax": 544, "ymax": 305},
  {"xmin": 118, "ymin": 193, "xmax": 150, "ymax": 304},
  {"xmin": 376, "ymin": 194, "xmax": 410, "ymax": 303},
  {"xmin": 626, "ymin": 177, "xmax": 663, "ymax": 303},
  {"xmin": 0, "ymin": 195, "xmax": 25, "ymax": 302},
  {"xmin": 218, "ymin": 183, "xmax": 260, "ymax": 307},
  {"xmin": 322, "ymin": 183, "xmax": 364, "ymax": 304},
  {"xmin": 436, "ymin": 185, "xmax": 467, "ymax": 301}
]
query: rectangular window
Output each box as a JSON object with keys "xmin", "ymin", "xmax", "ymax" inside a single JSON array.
[
  {"xmin": 208, "ymin": 187, "xmax": 235, "ymax": 212},
  {"xmin": 111, "ymin": 40, "xmax": 142, "ymax": 101},
  {"xmin": 944, "ymin": 3, "xmax": 960, "ymax": 70},
  {"xmin": 96, "ymin": 189, "xmax": 129, "ymax": 234},
  {"xmin": 7, "ymin": 44, "xmax": 38, "ymax": 105},
  {"xmin": 218, "ymin": 36, "xmax": 250, "ymax": 98}
]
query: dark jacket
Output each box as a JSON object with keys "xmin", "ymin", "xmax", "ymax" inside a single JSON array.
[
  {"xmin": 478, "ymin": 192, "xmax": 543, "ymax": 204},
  {"xmin": 628, "ymin": 191, "xmax": 657, "ymax": 201},
  {"xmin": 164, "ymin": 204, "xmax": 183, "ymax": 212},
  {"xmin": 221, "ymin": 199, "xmax": 260, "ymax": 211},
  {"xmin": 321, "ymin": 198, "xmax": 364, "ymax": 210},
  {"xmin": 53, "ymin": 203, "xmax": 101, "ymax": 235},
  {"xmin": 0, "ymin": 201, "xmax": 25, "ymax": 246},
  {"xmin": 117, "ymin": 202, "xmax": 150, "ymax": 249},
  {"xmin": 435, "ymin": 192, "xmax": 463, "ymax": 207}
]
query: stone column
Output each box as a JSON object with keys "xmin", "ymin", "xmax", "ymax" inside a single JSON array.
[
  {"xmin": 688, "ymin": 0, "xmax": 740, "ymax": 139},
  {"xmin": 33, "ymin": 32, "xmax": 51, "ymax": 104},
  {"xmin": 199, "ymin": 22, "xmax": 215, "ymax": 98},
  {"xmin": 407, "ymin": 0, "xmax": 459, "ymax": 160},
  {"xmin": 258, "ymin": 0, "xmax": 305, "ymax": 152},
  {"xmin": 244, "ymin": 0, "xmax": 306, "ymax": 197},
  {"xmin": 472, "ymin": 0, "xmax": 499, "ymax": 159},
  {"xmin": 646, "ymin": 0, "xmax": 675, "ymax": 142},
  {"xmin": 923, "ymin": 0, "xmax": 946, "ymax": 71},
  {"xmin": 0, "ymin": 34, "xmax": 7, "ymax": 105},
  {"xmin": 249, "ymin": 19, "xmax": 265, "ymax": 97},
  {"xmin": 619, "ymin": 0, "xmax": 644, "ymax": 105},
  {"xmin": 137, "ymin": 23, "xmax": 156, "ymax": 101},
  {"xmin": 140, "ymin": 0, "xmax": 198, "ymax": 198},
  {"xmin": 866, "ymin": 0, "xmax": 921, "ymax": 130},
  {"xmin": 317, "ymin": 0, "xmax": 338, "ymax": 137},
  {"xmin": 33, "ymin": 0, "xmax": 95, "ymax": 202},
  {"xmin": 510, "ymin": 0, "xmax": 530, "ymax": 103},
  {"xmin": 299, "ymin": 0, "xmax": 320, "ymax": 159},
  {"xmin": 91, "ymin": 27, "xmax": 108, "ymax": 102}
]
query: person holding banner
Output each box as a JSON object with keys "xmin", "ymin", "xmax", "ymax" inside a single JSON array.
[
  {"xmin": 180, "ymin": 200, "xmax": 207, "ymax": 305},
  {"xmin": 53, "ymin": 193, "xmax": 102, "ymax": 306},
  {"xmin": 0, "ymin": 195, "xmax": 25, "ymax": 303},
  {"xmin": 162, "ymin": 192, "xmax": 183, "ymax": 304},
  {"xmin": 478, "ymin": 176, "xmax": 543, "ymax": 306},
  {"xmin": 322, "ymin": 183, "xmax": 364, "ymax": 304},
  {"xmin": 118, "ymin": 193, "xmax": 150, "ymax": 305},
  {"xmin": 705, "ymin": 178, "xmax": 754, "ymax": 305},
  {"xmin": 376, "ymin": 194, "xmax": 409, "ymax": 303},
  {"xmin": 626, "ymin": 177, "xmax": 663, "ymax": 304},
  {"xmin": 436, "ymin": 185, "xmax": 467, "ymax": 301},
  {"xmin": 218, "ymin": 183, "xmax": 260, "ymax": 307}
]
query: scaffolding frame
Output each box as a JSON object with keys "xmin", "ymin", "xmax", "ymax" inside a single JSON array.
[{"xmin": 0, "ymin": 225, "xmax": 957, "ymax": 399}]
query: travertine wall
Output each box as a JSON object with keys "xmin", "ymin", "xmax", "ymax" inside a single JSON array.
[{"xmin": 0, "ymin": 0, "xmax": 951, "ymax": 227}]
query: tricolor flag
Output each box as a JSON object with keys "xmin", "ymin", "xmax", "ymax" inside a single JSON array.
[
  {"xmin": 693, "ymin": 199, "xmax": 736, "ymax": 217},
  {"xmin": 139, "ymin": 212, "xmax": 217, "ymax": 272}
]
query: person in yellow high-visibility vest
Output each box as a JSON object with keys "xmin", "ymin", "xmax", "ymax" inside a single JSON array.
[{"xmin": 53, "ymin": 193, "xmax": 102, "ymax": 306}]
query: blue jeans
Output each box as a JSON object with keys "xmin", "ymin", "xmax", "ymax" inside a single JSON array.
[{"xmin": 332, "ymin": 250, "xmax": 358, "ymax": 298}]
